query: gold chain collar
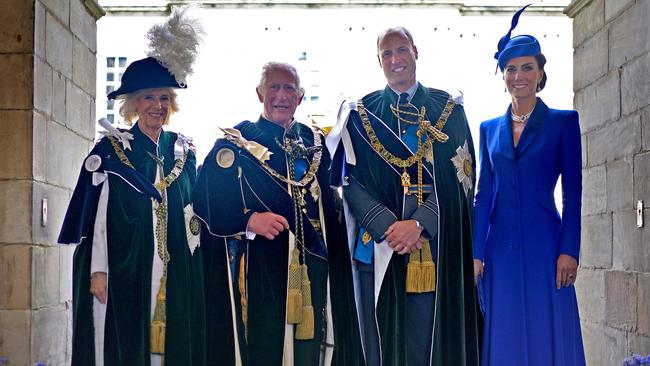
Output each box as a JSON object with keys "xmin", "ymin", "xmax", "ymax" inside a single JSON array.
[
  {"xmin": 357, "ymin": 95, "xmax": 455, "ymax": 169},
  {"xmin": 224, "ymin": 126, "xmax": 323, "ymax": 188},
  {"xmin": 389, "ymin": 103, "xmax": 425, "ymax": 125},
  {"xmin": 107, "ymin": 135, "xmax": 187, "ymax": 192}
]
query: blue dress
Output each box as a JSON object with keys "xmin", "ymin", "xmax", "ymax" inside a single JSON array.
[{"xmin": 473, "ymin": 98, "xmax": 586, "ymax": 365}]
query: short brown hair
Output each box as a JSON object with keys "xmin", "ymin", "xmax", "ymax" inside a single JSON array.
[{"xmin": 376, "ymin": 27, "xmax": 415, "ymax": 52}]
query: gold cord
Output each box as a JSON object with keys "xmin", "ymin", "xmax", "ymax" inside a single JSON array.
[{"xmin": 223, "ymin": 128, "xmax": 322, "ymax": 188}]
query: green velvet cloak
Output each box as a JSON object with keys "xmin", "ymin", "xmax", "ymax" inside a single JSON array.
[
  {"xmin": 194, "ymin": 118, "xmax": 363, "ymax": 365},
  {"xmin": 345, "ymin": 85, "xmax": 480, "ymax": 365},
  {"xmin": 64, "ymin": 124, "xmax": 206, "ymax": 365}
]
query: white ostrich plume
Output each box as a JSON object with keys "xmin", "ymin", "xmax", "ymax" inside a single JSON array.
[{"xmin": 146, "ymin": 6, "xmax": 204, "ymax": 86}]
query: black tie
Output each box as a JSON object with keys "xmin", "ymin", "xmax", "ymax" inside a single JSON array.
[{"xmin": 399, "ymin": 92, "xmax": 410, "ymax": 105}]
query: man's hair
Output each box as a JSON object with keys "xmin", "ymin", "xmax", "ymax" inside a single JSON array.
[
  {"xmin": 257, "ymin": 62, "xmax": 305, "ymax": 96},
  {"xmin": 117, "ymin": 87, "xmax": 179, "ymax": 125},
  {"xmin": 376, "ymin": 26, "xmax": 415, "ymax": 51}
]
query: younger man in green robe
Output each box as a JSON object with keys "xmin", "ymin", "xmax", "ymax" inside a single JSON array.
[{"xmin": 326, "ymin": 26, "xmax": 480, "ymax": 365}]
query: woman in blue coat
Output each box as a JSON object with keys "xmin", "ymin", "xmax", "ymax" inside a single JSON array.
[{"xmin": 473, "ymin": 6, "xmax": 586, "ymax": 366}]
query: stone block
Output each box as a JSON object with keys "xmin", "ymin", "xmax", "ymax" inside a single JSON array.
[
  {"xmin": 573, "ymin": 29, "xmax": 608, "ymax": 91},
  {"xmin": 33, "ymin": 112, "xmax": 47, "ymax": 182},
  {"xmin": 0, "ymin": 110, "xmax": 32, "ymax": 180},
  {"xmin": 0, "ymin": 181, "xmax": 32, "ymax": 244},
  {"xmin": 90, "ymin": 103, "xmax": 96, "ymax": 137},
  {"xmin": 572, "ymin": 0, "xmax": 604, "ymax": 48},
  {"xmin": 31, "ymin": 246, "xmax": 60, "ymax": 308},
  {"xmin": 34, "ymin": 0, "xmax": 46, "ymax": 58},
  {"xmin": 575, "ymin": 268, "xmax": 605, "ymax": 323},
  {"xmin": 580, "ymin": 213, "xmax": 612, "ymax": 268},
  {"xmin": 45, "ymin": 13, "xmax": 72, "ymax": 79},
  {"xmin": 610, "ymin": 114, "xmax": 642, "ymax": 161},
  {"xmin": 609, "ymin": 0, "xmax": 650, "ymax": 68},
  {"xmin": 0, "ymin": 0, "xmax": 34, "ymax": 53},
  {"xmin": 0, "ymin": 309, "xmax": 31, "ymax": 366},
  {"xmin": 65, "ymin": 298, "xmax": 72, "ymax": 363},
  {"xmin": 72, "ymin": 38, "xmax": 96, "ymax": 97},
  {"xmin": 613, "ymin": 210, "xmax": 649, "ymax": 272},
  {"xmin": 65, "ymin": 81, "xmax": 93, "ymax": 139},
  {"xmin": 34, "ymin": 56, "xmax": 53, "ymax": 115},
  {"xmin": 605, "ymin": 0, "xmax": 635, "ymax": 22},
  {"xmin": 41, "ymin": 0, "xmax": 70, "ymax": 27},
  {"xmin": 582, "ymin": 133, "xmax": 588, "ymax": 168},
  {"xmin": 0, "ymin": 245, "xmax": 31, "ymax": 310},
  {"xmin": 52, "ymin": 71, "xmax": 67, "ymax": 124},
  {"xmin": 46, "ymin": 121, "xmax": 91, "ymax": 189},
  {"xmin": 629, "ymin": 334, "xmax": 650, "ymax": 358},
  {"xmin": 70, "ymin": 0, "xmax": 97, "ymax": 52},
  {"xmin": 31, "ymin": 305, "xmax": 68, "ymax": 365},
  {"xmin": 582, "ymin": 164, "xmax": 607, "ymax": 215},
  {"xmin": 586, "ymin": 125, "xmax": 608, "ymax": 167},
  {"xmin": 0, "ymin": 54, "xmax": 33, "ymax": 110},
  {"xmin": 621, "ymin": 53, "xmax": 649, "ymax": 116},
  {"xmin": 639, "ymin": 273, "xmax": 650, "ymax": 336},
  {"xmin": 605, "ymin": 270, "xmax": 637, "ymax": 331},
  {"xmin": 581, "ymin": 321, "xmax": 628, "ymax": 366},
  {"xmin": 607, "ymin": 157, "xmax": 633, "ymax": 212},
  {"xmin": 635, "ymin": 152, "xmax": 650, "ymax": 203},
  {"xmin": 59, "ymin": 246, "xmax": 74, "ymax": 303},
  {"xmin": 574, "ymin": 70, "xmax": 620, "ymax": 132},
  {"xmin": 641, "ymin": 107, "xmax": 650, "ymax": 151},
  {"xmin": 32, "ymin": 183, "xmax": 73, "ymax": 246}
]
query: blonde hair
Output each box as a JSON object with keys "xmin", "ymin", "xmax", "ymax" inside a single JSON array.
[{"xmin": 117, "ymin": 87, "xmax": 179, "ymax": 125}]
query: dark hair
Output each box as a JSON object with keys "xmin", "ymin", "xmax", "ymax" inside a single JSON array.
[{"xmin": 535, "ymin": 53, "xmax": 547, "ymax": 92}]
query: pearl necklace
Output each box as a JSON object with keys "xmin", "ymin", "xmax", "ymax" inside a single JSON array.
[{"xmin": 511, "ymin": 102, "xmax": 536, "ymax": 124}]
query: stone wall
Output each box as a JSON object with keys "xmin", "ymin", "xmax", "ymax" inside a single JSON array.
[
  {"xmin": 566, "ymin": 0, "xmax": 650, "ymax": 364},
  {"xmin": 0, "ymin": 0, "xmax": 102, "ymax": 364}
]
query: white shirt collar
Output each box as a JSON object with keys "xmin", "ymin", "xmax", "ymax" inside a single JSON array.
[{"xmin": 388, "ymin": 82, "xmax": 418, "ymax": 102}]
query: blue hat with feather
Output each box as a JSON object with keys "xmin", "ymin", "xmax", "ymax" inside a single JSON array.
[{"xmin": 494, "ymin": 4, "xmax": 540, "ymax": 71}]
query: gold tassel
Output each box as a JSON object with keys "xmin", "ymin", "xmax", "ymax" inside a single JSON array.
[
  {"xmin": 406, "ymin": 249, "xmax": 423, "ymax": 293},
  {"xmin": 295, "ymin": 265, "xmax": 314, "ymax": 340},
  {"xmin": 286, "ymin": 248, "xmax": 303, "ymax": 324},
  {"xmin": 238, "ymin": 255, "xmax": 248, "ymax": 340},
  {"xmin": 295, "ymin": 305, "xmax": 314, "ymax": 340},
  {"xmin": 151, "ymin": 274, "xmax": 167, "ymax": 354},
  {"xmin": 420, "ymin": 242, "xmax": 436, "ymax": 292},
  {"xmin": 406, "ymin": 242, "xmax": 436, "ymax": 293}
]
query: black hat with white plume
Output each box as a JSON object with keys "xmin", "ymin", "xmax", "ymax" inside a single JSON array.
[{"xmin": 107, "ymin": 6, "xmax": 204, "ymax": 100}]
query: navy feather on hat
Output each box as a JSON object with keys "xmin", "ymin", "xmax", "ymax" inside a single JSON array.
[{"xmin": 494, "ymin": 4, "xmax": 541, "ymax": 71}]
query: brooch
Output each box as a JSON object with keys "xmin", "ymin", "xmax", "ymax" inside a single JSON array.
[{"xmin": 450, "ymin": 140, "xmax": 473, "ymax": 197}]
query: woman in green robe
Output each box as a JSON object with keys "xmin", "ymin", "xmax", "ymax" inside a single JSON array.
[{"xmin": 58, "ymin": 8, "xmax": 206, "ymax": 365}]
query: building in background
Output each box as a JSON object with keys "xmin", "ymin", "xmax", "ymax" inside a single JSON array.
[
  {"xmin": 11, "ymin": 1, "xmax": 649, "ymax": 365},
  {"xmin": 566, "ymin": 0, "xmax": 650, "ymax": 364},
  {"xmin": 96, "ymin": 0, "xmax": 573, "ymax": 161}
]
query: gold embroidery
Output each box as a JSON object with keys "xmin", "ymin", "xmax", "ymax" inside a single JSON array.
[{"xmin": 222, "ymin": 127, "xmax": 322, "ymax": 188}]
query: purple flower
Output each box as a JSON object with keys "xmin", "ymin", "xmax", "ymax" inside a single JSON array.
[{"xmin": 623, "ymin": 354, "xmax": 650, "ymax": 366}]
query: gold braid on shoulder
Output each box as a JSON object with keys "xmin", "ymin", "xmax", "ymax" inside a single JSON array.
[{"xmin": 223, "ymin": 127, "xmax": 323, "ymax": 188}]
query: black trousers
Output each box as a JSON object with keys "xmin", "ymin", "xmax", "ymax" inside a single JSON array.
[{"xmin": 357, "ymin": 259, "xmax": 435, "ymax": 366}]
